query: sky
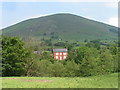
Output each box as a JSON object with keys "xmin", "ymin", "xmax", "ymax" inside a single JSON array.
[{"xmin": 1, "ymin": 1, "xmax": 118, "ymax": 29}]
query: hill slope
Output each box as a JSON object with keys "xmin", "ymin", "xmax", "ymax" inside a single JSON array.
[{"xmin": 2, "ymin": 13, "xmax": 118, "ymax": 41}]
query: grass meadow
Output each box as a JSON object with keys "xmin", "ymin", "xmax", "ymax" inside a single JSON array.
[{"xmin": 2, "ymin": 73, "xmax": 118, "ymax": 88}]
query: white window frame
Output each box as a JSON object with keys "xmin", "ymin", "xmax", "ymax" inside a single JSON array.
[
  {"xmin": 63, "ymin": 52, "xmax": 66, "ymax": 55},
  {"xmin": 56, "ymin": 56, "xmax": 58, "ymax": 59},
  {"xmin": 64, "ymin": 56, "xmax": 67, "ymax": 59},
  {"xmin": 56, "ymin": 53, "xmax": 59, "ymax": 55},
  {"xmin": 60, "ymin": 52, "xmax": 62, "ymax": 55}
]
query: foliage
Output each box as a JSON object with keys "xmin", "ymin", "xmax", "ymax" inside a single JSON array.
[
  {"xmin": 65, "ymin": 61, "xmax": 79, "ymax": 76},
  {"xmin": 78, "ymin": 47, "xmax": 99, "ymax": 76},
  {"xmin": 2, "ymin": 35, "xmax": 119, "ymax": 77},
  {"xmin": 2, "ymin": 36, "xmax": 31, "ymax": 76},
  {"xmin": 54, "ymin": 42, "xmax": 66, "ymax": 47}
]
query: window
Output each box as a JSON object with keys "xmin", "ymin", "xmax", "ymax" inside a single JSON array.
[
  {"xmin": 64, "ymin": 56, "xmax": 66, "ymax": 59},
  {"xmin": 56, "ymin": 53, "xmax": 58, "ymax": 55},
  {"xmin": 60, "ymin": 53, "xmax": 62, "ymax": 55},
  {"xmin": 63, "ymin": 52, "xmax": 66, "ymax": 55},
  {"xmin": 56, "ymin": 56, "xmax": 58, "ymax": 59}
]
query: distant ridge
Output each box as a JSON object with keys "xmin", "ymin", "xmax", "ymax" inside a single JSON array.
[{"xmin": 2, "ymin": 13, "xmax": 118, "ymax": 41}]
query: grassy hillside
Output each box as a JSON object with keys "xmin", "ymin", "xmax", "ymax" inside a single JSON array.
[
  {"xmin": 2, "ymin": 13, "xmax": 118, "ymax": 41},
  {"xmin": 2, "ymin": 73, "xmax": 118, "ymax": 88}
]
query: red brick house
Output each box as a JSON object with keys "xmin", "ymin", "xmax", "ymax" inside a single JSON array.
[{"xmin": 53, "ymin": 49, "xmax": 68, "ymax": 60}]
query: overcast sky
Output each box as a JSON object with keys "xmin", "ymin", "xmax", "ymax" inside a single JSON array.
[{"xmin": 1, "ymin": 1, "xmax": 118, "ymax": 29}]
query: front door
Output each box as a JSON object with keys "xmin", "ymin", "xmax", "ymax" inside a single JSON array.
[{"xmin": 60, "ymin": 56, "xmax": 62, "ymax": 60}]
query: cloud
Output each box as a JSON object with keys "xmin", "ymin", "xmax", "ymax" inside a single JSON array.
[
  {"xmin": 27, "ymin": 14, "xmax": 49, "ymax": 19},
  {"xmin": 107, "ymin": 17, "xmax": 118, "ymax": 27}
]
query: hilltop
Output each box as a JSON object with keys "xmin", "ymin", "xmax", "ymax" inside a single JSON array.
[{"xmin": 2, "ymin": 13, "xmax": 118, "ymax": 41}]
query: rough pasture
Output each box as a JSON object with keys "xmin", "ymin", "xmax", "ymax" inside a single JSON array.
[{"xmin": 2, "ymin": 73, "xmax": 118, "ymax": 88}]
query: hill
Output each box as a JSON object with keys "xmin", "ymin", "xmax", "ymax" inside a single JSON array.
[{"xmin": 2, "ymin": 13, "xmax": 118, "ymax": 41}]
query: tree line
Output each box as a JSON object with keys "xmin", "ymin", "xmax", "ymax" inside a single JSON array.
[{"xmin": 2, "ymin": 36, "xmax": 119, "ymax": 77}]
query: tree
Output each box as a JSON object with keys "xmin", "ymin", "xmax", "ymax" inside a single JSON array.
[
  {"xmin": 86, "ymin": 41, "xmax": 101, "ymax": 50},
  {"xmin": 2, "ymin": 36, "xmax": 31, "ymax": 76},
  {"xmin": 65, "ymin": 43, "xmax": 76, "ymax": 61},
  {"xmin": 48, "ymin": 61, "xmax": 66, "ymax": 77},
  {"xmin": 84, "ymin": 39, "xmax": 88, "ymax": 43},
  {"xmin": 65, "ymin": 61, "xmax": 79, "ymax": 76},
  {"xmin": 78, "ymin": 47, "xmax": 99, "ymax": 76},
  {"xmin": 109, "ymin": 44, "xmax": 118, "ymax": 55},
  {"xmin": 74, "ymin": 46, "xmax": 89, "ymax": 64},
  {"xmin": 98, "ymin": 50, "xmax": 114, "ymax": 74}
]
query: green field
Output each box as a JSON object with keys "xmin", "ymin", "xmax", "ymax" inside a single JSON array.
[{"xmin": 2, "ymin": 73, "xmax": 118, "ymax": 88}]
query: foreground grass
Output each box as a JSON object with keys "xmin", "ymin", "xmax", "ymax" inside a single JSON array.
[{"xmin": 2, "ymin": 73, "xmax": 118, "ymax": 88}]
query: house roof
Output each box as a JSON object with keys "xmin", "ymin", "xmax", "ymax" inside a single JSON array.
[{"xmin": 53, "ymin": 49, "xmax": 68, "ymax": 52}]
